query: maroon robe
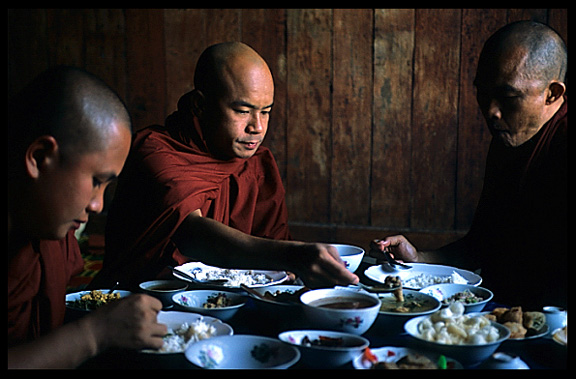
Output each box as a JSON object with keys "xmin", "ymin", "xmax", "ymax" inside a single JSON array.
[
  {"xmin": 91, "ymin": 108, "xmax": 291, "ymax": 289},
  {"xmin": 455, "ymin": 97, "xmax": 567, "ymax": 308},
  {"xmin": 8, "ymin": 230, "xmax": 84, "ymax": 346}
]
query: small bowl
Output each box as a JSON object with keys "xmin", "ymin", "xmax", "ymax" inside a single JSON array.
[
  {"xmin": 404, "ymin": 313, "xmax": 510, "ymax": 367},
  {"xmin": 369, "ymin": 289, "xmax": 441, "ymax": 335},
  {"xmin": 419, "ymin": 283, "xmax": 493, "ymax": 313},
  {"xmin": 139, "ymin": 280, "xmax": 188, "ymax": 308},
  {"xmin": 332, "ymin": 244, "xmax": 365, "ymax": 273},
  {"xmin": 172, "ymin": 290, "xmax": 246, "ymax": 321},
  {"xmin": 185, "ymin": 334, "xmax": 300, "ymax": 369},
  {"xmin": 246, "ymin": 285, "xmax": 308, "ymax": 329},
  {"xmin": 278, "ymin": 329, "xmax": 369, "ymax": 368},
  {"xmin": 300, "ymin": 288, "xmax": 380, "ymax": 335}
]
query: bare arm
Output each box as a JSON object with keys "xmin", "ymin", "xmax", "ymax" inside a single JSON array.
[
  {"xmin": 172, "ymin": 210, "xmax": 358, "ymax": 288},
  {"xmin": 8, "ymin": 294, "xmax": 167, "ymax": 369}
]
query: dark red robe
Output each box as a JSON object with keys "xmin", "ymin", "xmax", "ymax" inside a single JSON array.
[
  {"xmin": 91, "ymin": 108, "xmax": 291, "ymax": 289},
  {"xmin": 8, "ymin": 230, "xmax": 84, "ymax": 346},
  {"xmin": 456, "ymin": 97, "xmax": 567, "ymax": 308}
]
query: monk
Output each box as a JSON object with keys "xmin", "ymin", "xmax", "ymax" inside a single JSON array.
[
  {"xmin": 371, "ymin": 21, "xmax": 567, "ymax": 309},
  {"xmin": 8, "ymin": 66, "xmax": 167, "ymax": 368},
  {"xmin": 91, "ymin": 42, "xmax": 358, "ymax": 290}
]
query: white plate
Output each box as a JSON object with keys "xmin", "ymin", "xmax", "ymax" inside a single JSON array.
[
  {"xmin": 173, "ymin": 262, "xmax": 288, "ymax": 288},
  {"xmin": 364, "ymin": 263, "xmax": 482, "ymax": 290},
  {"xmin": 353, "ymin": 346, "xmax": 463, "ymax": 369},
  {"xmin": 143, "ymin": 311, "xmax": 234, "ymax": 354}
]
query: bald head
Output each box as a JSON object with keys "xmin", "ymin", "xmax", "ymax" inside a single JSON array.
[
  {"xmin": 9, "ymin": 66, "xmax": 131, "ymax": 169},
  {"xmin": 477, "ymin": 20, "xmax": 567, "ymax": 86}
]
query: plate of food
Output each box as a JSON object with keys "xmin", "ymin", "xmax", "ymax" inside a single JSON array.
[
  {"xmin": 482, "ymin": 306, "xmax": 549, "ymax": 340},
  {"xmin": 143, "ymin": 311, "xmax": 233, "ymax": 354},
  {"xmin": 353, "ymin": 346, "xmax": 463, "ymax": 369},
  {"xmin": 66, "ymin": 289, "xmax": 131, "ymax": 311},
  {"xmin": 173, "ymin": 262, "xmax": 288, "ymax": 289},
  {"xmin": 364, "ymin": 263, "xmax": 481, "ymax": 290}
]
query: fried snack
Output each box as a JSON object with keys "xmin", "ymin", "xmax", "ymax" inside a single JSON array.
[
  {"xmin": 500, "ymin": 306, "xmax": 523, "ymax": 324},
  {"xmin": 384, "ymin": 276, "xmax": 404, "ymax": 302},
  {"xmin": 523, "ymin": 311, "xmax": 546, "ymax": 331},
  {"xmin": 503, "ymin": 322, "xmax": 527, "ymax": 339}
]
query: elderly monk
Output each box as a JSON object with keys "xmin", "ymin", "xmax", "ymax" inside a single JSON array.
[
  {"xmin": 371, "ymin": 21, "xmax": 567, "ymax": 309},
  {"xmin": 8, "ymin": 66, "xmax": 167, "ymax": 368},
  {"xmin": 91, "ymin": 42, "xmax": 358, "ymax": 290}
]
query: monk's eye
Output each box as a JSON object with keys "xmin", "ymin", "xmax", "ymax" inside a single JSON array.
[{"xmin": 93, "ymin": 177, "xmax": 103, "ymax": 188}]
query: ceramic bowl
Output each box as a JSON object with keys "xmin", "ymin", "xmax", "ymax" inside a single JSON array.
[
  {"xmin": 185, "ymin": 334, "xmax": 300, "ymax": 369},
  {"xmin": 369, "ymin": 289, "xmax": 441, "ymax": 335},
  {"xmin": 404, "ymin": 313, "xmax": 510, "ymax": 367},
  {"xmin": 299, "ymin": 288, "xmax": 380, "ymax": 335},
  {"xmin": 245, "ymin": 285, "xmax": 308, "ymax": 329},
  {"xmin": 332, "ymin": 244, "xmax": 365, "ymax": 273},
  {"xmin": 419, "ymin": 283, "xmax": 493, "ymax": 313},
  {"xmin": 278, "ymin": 329, "xmax": 369, "ymax": 368},
  {"xmin": 139, "ymin": 280, "xmax": 188, "ymax": 308},
  {"xmin": 172, "ymin": 290, "xmax": 246, "ymax": 321}
]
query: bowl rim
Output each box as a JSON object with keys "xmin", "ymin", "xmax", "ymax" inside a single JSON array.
[
  {"xmin": 404, "ymin": 314, "xmax": 511, "ymax": 347},
  {"xmin": 278, "ymin": 329, "xmax": 370, "ymax": 351},
  {"xmin": 247, "ymin": 284, "xmax": 306, "ymax": 306},
  {"xmin": 377, "ymin": 289, "xmax": 442, "ymax": 316},
  {"xmin": 331, "ymin": 243, "xmax": 365, "ymax": 256},
  {"xmin": 139, "ymin": 279, "xmax": 188, "ymax": 292},
  {"xmin": 172, "ymin": 289, "xmax": 247, "ymax": 310},
  {"xmin": 418, "ymin": 283, "xmax": 494, "ymax": 307},
  {"xmin": 300, "ymin": 288, "xmax": 381, "ymax": 311}
]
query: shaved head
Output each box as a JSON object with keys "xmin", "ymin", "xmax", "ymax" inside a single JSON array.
[{"xmin": 9, "ymin": 66, "xmax": 131, "ymax": 173}]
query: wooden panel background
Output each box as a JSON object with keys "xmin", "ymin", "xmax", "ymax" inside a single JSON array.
[{"xmin": 8, "ymin": 9, "xmax": 567, "ymax": 251}]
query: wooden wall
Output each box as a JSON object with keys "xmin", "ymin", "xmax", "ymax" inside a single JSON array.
[{"xmin": 8, "ymin": 9, "xmax": 568, "ymax": 250}]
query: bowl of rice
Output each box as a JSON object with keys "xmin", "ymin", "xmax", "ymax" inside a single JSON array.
[
  {"xmin": 144, "ymin": 311, "xmax": 233, "ymax": 354},
  {"xmin": 172, "ymin": 290, "xmax": 247, "ymax": 321}
]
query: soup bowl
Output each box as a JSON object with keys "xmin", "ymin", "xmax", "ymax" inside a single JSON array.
[{"xmin": 331, "ymin": 244, "xmax": 365, "ymax": 273}]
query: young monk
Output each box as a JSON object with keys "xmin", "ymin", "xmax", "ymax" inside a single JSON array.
[
  {"xmin": 91, "ymin": 42, "xmax": 358, "ymax": 290},
  {"xmin": 371, "ymin": 21, "xmax": 567, "ymax": 308},
  {"xmin": 8, "ymin": 66, "xmax": 167, "ymax": 368}
]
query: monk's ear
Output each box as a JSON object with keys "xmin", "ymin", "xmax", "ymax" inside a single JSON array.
[
  {"xmin": 546, "ymin": 81, "xmax": 566, "ymax": 105},
  {"xmin": 25, "ymin": 135, "xmax": 59, "ymax": 179},
  {"xmin": 190, "ymin": 89, "xmax": 206, "ymax": 118}
]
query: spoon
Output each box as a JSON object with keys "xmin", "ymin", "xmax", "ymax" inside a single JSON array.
[
  {"xmin": 107, "ymin": 281, "xmax": 120, "ymax": 294},
  {"xmin": 168, "ymin": 266, "xmax": 228, "ymax": 285},
  {"xmin": 356, "ymin": 282, "xmax": 401, "ymax": 294},
  {"xmin": 382, "ymin": 248, "xmax": 412, "ymax": 270}
]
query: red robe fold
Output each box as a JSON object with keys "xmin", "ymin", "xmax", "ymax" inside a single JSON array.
[
  {"xmin": 91, "ymin": 110, "xmax": 291, "ymax": 289},
  {"xmin": 8, "ymin": 230, "xmax": 84, "ymax": 346}
]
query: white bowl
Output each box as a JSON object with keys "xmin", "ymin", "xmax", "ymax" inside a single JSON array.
[
  {"xmin": 139, "ymin": 280, "xmax": 188, "ymax": 308},
  {"xmin": 172, "ymin": 290, "xmax": 246, "ymax": 321},
  {"xmin": 369, "ymin": 289, "xmax": 441, "ymax": 335},
  {"xmin": 300, "ymin": 288, "xmax": 380, "ymax": 335},
  {"xmin": 185, "ymin": 334, "xmax": 300, "ymax": 369},
  {"xmin": 352, "ymin": 346, "xmax": 464, "ymax": 369},
  {"xmin": 278, "ymin": 329, "xmax": 369, "ymax": 368},
  {"xmin": 332, "ymin": 244, "xmax": 365, "ymax": 273},
  {"xmin": 246, "ymin": 285, "xmax": 308, "ymax": 329},
  {"xmin": 419, "ymin": 283, "xmax": 493, "ymax": 313},
  {"xmin": 143, "ymin": 311, "xmax": 233, "ymax": 354},
  {"xmin": 404, "ymin": 314, "xmax": 510, "ymax": 367}
]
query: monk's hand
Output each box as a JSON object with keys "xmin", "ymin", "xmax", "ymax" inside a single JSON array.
[
  {"xmin": 291, "ymin": 243, "xmax": 359, "ymax": 288},
  {"xmin": 369, "ymin": 235, "xmax": 419, "ymax": 263},
  {"xmin": 86, "ymin": 293, "xmax": 167, "ymax": 352}
]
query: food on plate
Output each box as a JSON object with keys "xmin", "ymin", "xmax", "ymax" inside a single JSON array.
[
  {"xmin": 403, "ymin": 271, "xmax": 468, "ymax": 289},
  {"xmin": 441, "ymin": 290, "xmax": 485, "ymax": 305},
  {"xmin": 159, "ymin": 319, "xmax": 217, "ymax": 353},
  {"xmin": 203, "ymin": 293, "xmax": 232, "ymax": 308},
  {"xmin": 300, "ymin": 335, "xmax": 344, "ymax": 348},
  {"xmin": 485, "ymin": 306, "xmax": 547, "ymax": 339},
  {"xmin": 66, "ymin": 290, "xmax": 122, "ymax": 310},
  {"xmin": 552, "ymin": 325, "xmax": 567, "ymax": 346},
  {"xmin": 417, "ymin": 302, "xmax": 501, "ymax": 345},
  {"xmin": 261, "ymin": 287, "xmax": 310, "ymax": 303},
  {"xmin": 361, "ymin": 348, "xmax": 455, "ymax": 369},
  {"xmin": 379, "ymin": 292, "xmax": 436, "ymax": 314},
  {"xmin": 203, "ymin": 268, "xmax": 272, "ymax": 286}
]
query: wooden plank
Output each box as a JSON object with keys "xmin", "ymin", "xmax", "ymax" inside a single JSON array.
[
  {"xmin": 411, "ymin": 9, "xmax": 461, "ymax": 229},
  {"xmin": 548, "ymin": 9, "xmax": 568, "ymax": 46},
  {"xmin": 204, "ymin": 9, "xmax": 241, "ymax": 45},
  {"xmin": 285, "ymin": 9, "xmax": 333, "ymax": 223},
  {"xmin": 456, "ymin": 9, "xmax": 507, "ymax": 230},
  {"xmin": 331, "ymin": 9, "xmax": 373, "ymax": 225},
  {"xmin": 241, "ymin": 9, "xmax": 288, "ymax": 181},
  {"xmin": 371, "ymin": 9, "xmax": 415, "ymax": 228},
  {"xmin": 125, "ymin": 9, "xmax": 167, "ymax": 131}
]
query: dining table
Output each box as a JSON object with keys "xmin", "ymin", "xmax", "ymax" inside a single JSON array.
[{"xmin": 75, "ymin": 261, "xmax": 567, "ymax": 370}]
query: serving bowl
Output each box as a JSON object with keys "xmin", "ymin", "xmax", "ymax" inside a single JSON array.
[
  {"xmin": 332, "ymin": 244, "xmax": 365, "ymax": 273},
  {"xmin": 139, "ymin": 280, "xmax": 188, "ymax": 308},
  {"xmin": 369, "ymin": 289, "xmax": 441, "ymax": 335},
  {"xmin": 66, "ymin": 289, "xmax": 132, "ymax": 312},
  {"xmin": 352, "ymin": 346, "xmax": 463, "ymax": 369},
  {"xmin": 419, "ymin": 283, "xmax": 493, "ymax": 313},
  {"xmin": 185, "ymin": 334, "xmax": 300, "ymax": 369},
  {"xmin": 245, "ymin": 285, "xmax": 308, "ymax": 329},
  {"xmin": 404, "ymin": 310, "xmax": 510, "ymax": 367},
  {"xmin": 278, "ymin": 330, "xmax": 369, "ymax": 368},
  {"xmin": 300, "ymin": 288, "xmax": 380, "ymax": 335},
  {"xmin": 172, "ymin": 290, "xmax": 246, "ymax": 321}
]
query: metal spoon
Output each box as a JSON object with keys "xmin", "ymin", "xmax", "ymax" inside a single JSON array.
[
  {"xmin": 107, "ymin": 281, "xmax": 120, "ymax": 294},
  {"xmin": 356, "ymin": 282, "xmax": 401, "ymax": 294},
  {"xmin": 383, "ymin": 248, "xmax": 412, "ymax": 270},
  {"xmin": 168, "ymin": 266, "xmax": 228, "ymax": 285}
]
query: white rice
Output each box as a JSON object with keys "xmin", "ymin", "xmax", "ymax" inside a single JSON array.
[
  {"xmin": 403, "ymin": 271, "xmax": 468, "ymax": 289},
  {"xmin": 159, "ymin": 320, "xmax": 217, "ymax": 353}
]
